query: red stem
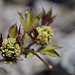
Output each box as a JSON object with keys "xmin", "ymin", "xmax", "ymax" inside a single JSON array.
[{"xmin": 29, "ymin": 49, "xmax": 52, "ymax": 69}]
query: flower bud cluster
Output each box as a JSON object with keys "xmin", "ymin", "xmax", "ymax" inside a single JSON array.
[
  {"xmin": 1, "ymin": 38, "xmax": 20, "ymax": 59},
  {"xmin": 36, "ymin": 26, "xmax": 53, "ymax": 45}
]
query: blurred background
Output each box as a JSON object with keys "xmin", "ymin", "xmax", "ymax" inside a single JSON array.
[{"xmin": 0, "ymin": 0, "xmax": 75, "ymax": 75}]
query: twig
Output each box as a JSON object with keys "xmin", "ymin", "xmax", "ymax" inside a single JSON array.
[
  {"xmin": 21, "ymin": 41, "xmax": 52, "ymax": 69},
  {"xmin": 29, "ymin": 49, "xmax": 53, "ymax": 69}
]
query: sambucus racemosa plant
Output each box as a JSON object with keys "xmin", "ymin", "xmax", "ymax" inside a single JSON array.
[{"xmin": 0, "ymin": 7, "xmax": 61, "ymax": 69}]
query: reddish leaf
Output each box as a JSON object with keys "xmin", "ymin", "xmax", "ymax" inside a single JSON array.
[
  {"xmin": 45, "ymin": 8, "xmax": 52, "ymax": 24},
  {"xmin": 47, "ymin": 15, "xmax": 57, "ymax": 26},
  {"xmin": 16, "ymin": 34, "xmax": 22, "ymax": 46},
  {"xmin": 42, "ymin": 8, "xmax": 46, "ymax": 25},
  {"xmin": 0, "ymin": 33, "xmax": 3, "ymax": 46},
  {"xmin": 46, "ymin": 8, "xmax": 52, "ymax": 19},
  {"xmin": 18, "ymin": 24, "xmax": 21, "ymax": 34},
  {"xmin": 32, "ymin": 29, "xmax": 38, "ymax": 39}
]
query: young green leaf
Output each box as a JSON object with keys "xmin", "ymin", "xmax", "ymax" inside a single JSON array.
[
  {"xmin": 26, "ymin": 9, "xmax": 33, "ymax": 26},
  {"xmin": 8, "ymin": 24, "xmax": 18, "ymax": 38},
  {"xmin": 39, "ymin": 46, "xmax": 61, "ymax": 57},
  {"xmin": 18, "ymin": 12, "xmax": 28, "ymax": 31},
  {"xmin": 3, "ymin": 61, "xmax": 8, "ymax": 64},
  {"xmin": 22, "ymin": 34, "xmax": 30, "ymax": 49},
  {"xmin": 29, "ymin": 14, "xmax": 41, "ymax": 31},
  {"xmin": 39, "ymin": 46, "xmax": 61, "ymax": 52},
  {"xmin": 16, "ymin": 57, "xmax": 23, "ymax": 60},
  {"xmin": 26, "ymin": 12, "xmax": 31, "ymax": 26},
  {"xmin": 26, "ymin": 52, "xmax": 34, "ymax": 58},
  {"xmin": 40, "ymin": 49, "xmax": 60, "ymax": 57},
  {"xmin": 9, "ymin": 61, "xmax": 14, "ymax": 66}
]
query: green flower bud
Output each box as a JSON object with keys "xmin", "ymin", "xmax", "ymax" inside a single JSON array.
[
  {"xmin": 36, "ymin": 26, "xmax": 53, "ymax": 45},
  {"xmin": 1, "ymin": 38, "xmax": 20, "ymax": 59}
]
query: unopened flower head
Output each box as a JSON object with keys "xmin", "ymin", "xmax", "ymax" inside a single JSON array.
[
  {"xmin": 1, "ymin": 38, "xmax": 20, "ymax": 59},
  {"xmin": 36, "ymin": 26, "xmax": 53, "ymax": 45}
]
